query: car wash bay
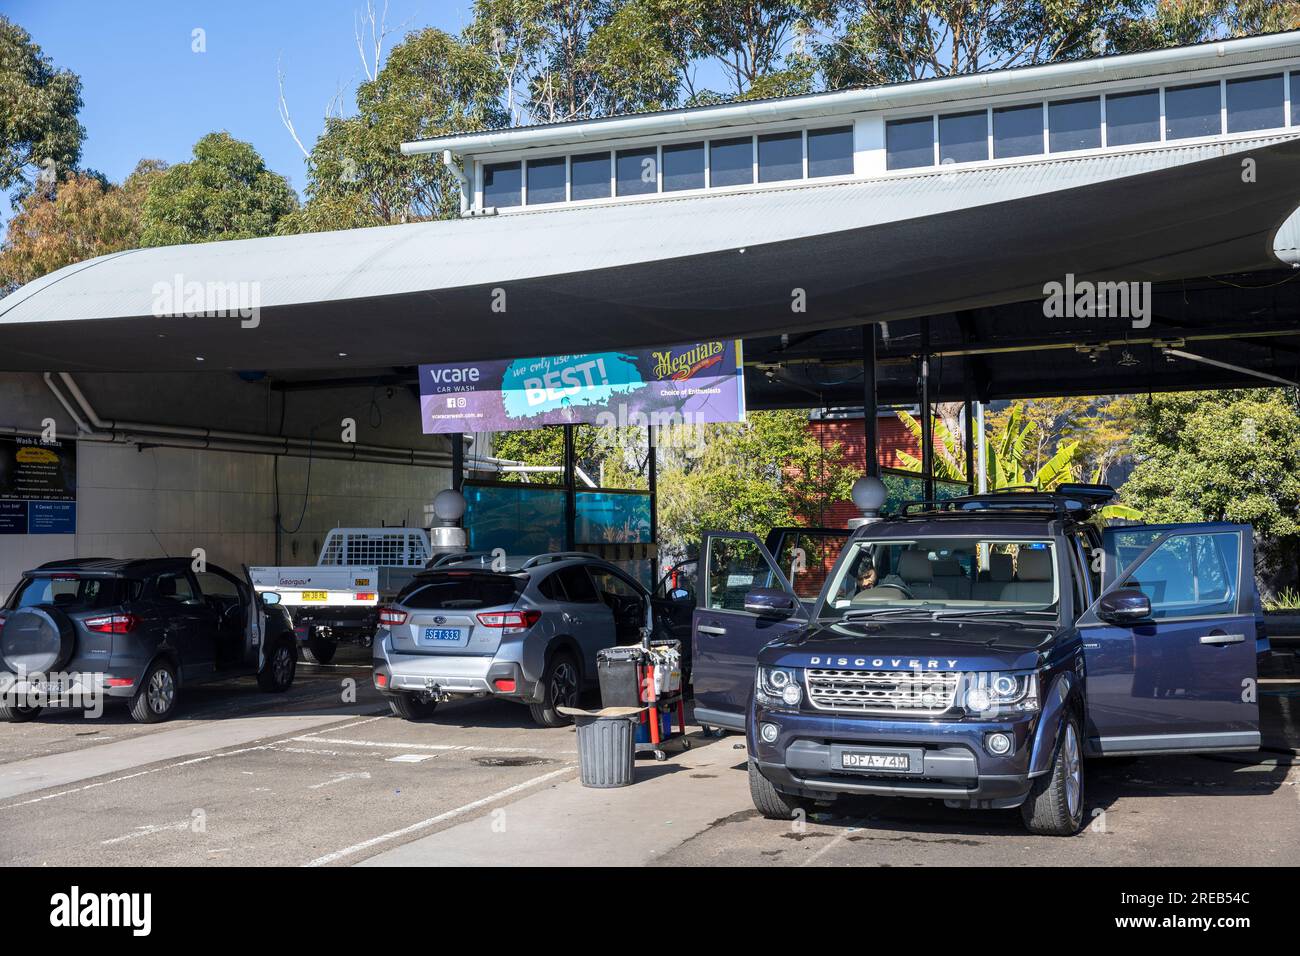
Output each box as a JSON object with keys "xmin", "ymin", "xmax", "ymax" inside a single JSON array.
[{"xmin": 1, "ymin": 81, "xmax": 1299, "ymax": 860}]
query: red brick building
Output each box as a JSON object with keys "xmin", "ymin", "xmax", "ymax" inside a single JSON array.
[{"xmin": 807, "ymin": 413, "xmax": 925, "ymax": 527}]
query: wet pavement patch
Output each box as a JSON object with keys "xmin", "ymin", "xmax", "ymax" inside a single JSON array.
[{"xmin": 471, "ymin": 756, "xmax": 555, "ymax": 768}]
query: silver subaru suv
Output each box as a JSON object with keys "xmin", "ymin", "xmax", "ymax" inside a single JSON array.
[{"xmin": 372, "ymin": 553, "xmax": 655, "ymax": 727}]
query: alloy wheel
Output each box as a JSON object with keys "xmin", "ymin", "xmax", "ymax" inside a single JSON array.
[
  {"xmin": 1064, "ymin": 723, "xmax": 1082, "ymax": 818},
  {"xmin": 148, "ymin": 668, "xmax": 175, "ymax": 714}
]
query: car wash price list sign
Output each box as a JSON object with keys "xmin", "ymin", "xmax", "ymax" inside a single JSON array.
[{"xmin": 0, "ymin": 437, "xmax": 77, "ymax": 534}]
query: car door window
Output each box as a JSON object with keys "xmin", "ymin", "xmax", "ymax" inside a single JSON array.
[
  {"xmin": 195, "ymin": 571, "xmax": 240, "ymax": 600},
  {"xmin": 538, "ymin": 571, "xmax": 567, "ymax": 602},
  {"xmin": 156, "ymin": 571, "xmax": 201, "ymax": 605},
  {"xmin": 705, "ymin": 537, "xmax": 778, "ymax": 612},
  {"xmin": 768, "ymin": 531, "xmax": 850, "ymax": 602},
  {"xmin": 1120, "ymin": 532, "xmax": 1240, "ymax": 619},
  {"xmin": 556, "ymin": 566, "xmax": 599, "ymax": 603}
]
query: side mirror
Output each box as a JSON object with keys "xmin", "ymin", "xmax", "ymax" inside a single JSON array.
[
  {"xmin": 668, "ymin": 588, "xmax": 691, "ymax": 602},
  {"xmin": 744, "ymin": 588, "xmax": 797, "ymax": 617},
  {"xmin": 1097, "ymin": 588, "xmax": 1150, "ymax": 625},
  {"xmin": 260, "ymin": 591, "xmax": 282, "ymax": 607}
]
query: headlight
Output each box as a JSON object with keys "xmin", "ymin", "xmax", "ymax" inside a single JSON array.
[
  {"xmin": 963, "ymin": 671, "xmax": 1039, "ymax": 717},
  {"xmin": 756, "ymin": 666, "xmax": 803, "ymax": 709}
]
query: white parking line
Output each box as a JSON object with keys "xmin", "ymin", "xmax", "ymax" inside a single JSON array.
[
  {"xmin": 293, "ymin": 736, "xmax": 571, "ymax": 755},
  {"xmin": 304, "ymin": 766, "xmax": 575, "ymax": 867},
  {"xmin": 308, "ymin": 771, "xmax": 372, "ymax": 790},
  {"xmin": 101, "ymin": 820, "xmax": 192, "ymax": 845}
]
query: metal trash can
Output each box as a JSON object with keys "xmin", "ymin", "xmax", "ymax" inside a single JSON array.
[{"xmin": 572, "ymin": 713, "xmax": 636, "ymax": 788}]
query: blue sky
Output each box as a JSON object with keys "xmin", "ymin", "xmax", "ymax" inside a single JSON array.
[{"xmin": 7, "ymin": 0, "xmax": 474, "ymax": 195}]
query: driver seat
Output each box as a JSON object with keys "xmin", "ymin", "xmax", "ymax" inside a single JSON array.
[{"xmin": 896, "ymin": 551, "xmax": 949, "ymax": 600}]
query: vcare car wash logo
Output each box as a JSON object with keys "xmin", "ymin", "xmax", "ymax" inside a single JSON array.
[
  {"xmin": 651, "ymin": 342, "xmax": 725, "ymax": 381},
  {"xmin": 49, "ymin": 886, "xmax": 151, "ymax": 936},
  {"xmin": 809, "ymin": 657, "xmax": 960, "ymax": 669}
]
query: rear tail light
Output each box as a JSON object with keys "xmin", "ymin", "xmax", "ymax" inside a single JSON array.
[
  {"xmin": 492, "ymin": 678, "xmax": 517, "ymax": 693},
  {"xmin": 354, "ymin": 592, "xmax": 376, "ymax": 602},
  {"xmin": 475, "ymin": 610, "xmax": 542, "ymax": 633},
  {"xmin": 84, "ymin": 613, "xmax": 141, "ymax": 634},
  {"xmin": 374, "ymin": 673, "xmax": 388, "ymax": 688},
  {"xmin": 378, "ymin": 607, "xmax": 408, "ymax": 626},
  {"xmin": 106, "ymin": 678, "xmax": 134, "ymax": 687}
]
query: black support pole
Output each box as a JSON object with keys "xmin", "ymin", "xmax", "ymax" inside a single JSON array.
[
  {"xmin": 647, "ymin": 426, "xmax": 658, "ymax": 548},
  {"xmin": 562, "ymin": 424, "xmax": 576, "ymax": 551},
  {"xmin": 963, "ymin": 371, "xmax": 976, "ymax": 493},
  {"xmin": 920, "ymin": 318, "xmax": 934, "ymax": 503},
  {"xmin": 861, "ymin": 324, "xmax": 879, "ymax": 478},
  {"xmin": 450, "ymin": 432, "xmax": 464, "ymax": 492}
]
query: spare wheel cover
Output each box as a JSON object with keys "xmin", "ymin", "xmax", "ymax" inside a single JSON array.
[{"xmin": 0, "ymin": 606, "xmax": 77, "ymax": 674}]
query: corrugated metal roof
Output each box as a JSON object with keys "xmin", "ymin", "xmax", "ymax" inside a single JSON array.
[{"xmin": 4, "ymin": 133, "xmax": 1296, "ymax": 330}]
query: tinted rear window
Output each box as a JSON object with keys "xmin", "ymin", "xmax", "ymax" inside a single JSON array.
[
  {"xmin": 400, "ymin": 573, "xmax": 525, "ymax": 610},
  {"xmin": 11, "ymin": 575, "xmax": 123, "ymax": 610}
]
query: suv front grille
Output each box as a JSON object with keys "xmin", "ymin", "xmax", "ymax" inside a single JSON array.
[{"xmin": 805, "ymin": 668, "xmax": 961, "ymax": 717}]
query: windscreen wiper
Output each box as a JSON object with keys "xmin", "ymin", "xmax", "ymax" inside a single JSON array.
[{"xmin": 841, "ymin": 606, "xmax": 946, "ymax": 621}]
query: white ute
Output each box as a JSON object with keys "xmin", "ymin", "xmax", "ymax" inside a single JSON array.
[{"xmin": 249, "ymin": 528, "xmax": 432, "ymax": 663}]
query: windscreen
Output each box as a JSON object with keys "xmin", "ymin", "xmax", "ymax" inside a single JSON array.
[
  {"xmin": 818, "ymin": 538, "xmax": 1059, "ymax": 622},
  {"xmin": 10, "ymin": 575, "xmax": 124, "ymax": 611},
  {"xmin": 399, "ymin": 573, "xmax": 525, "ymax": 611}
]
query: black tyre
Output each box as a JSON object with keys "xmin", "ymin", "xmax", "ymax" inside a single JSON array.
[
  {"xmin": 748, "ymin": 760, "xmax": 815, "ymax": 820},
  {"xmin": 529, "ymin": 651, "xmax": 580, "ymax": 728},
  {"xmin": 1021, "ymin": 715, "xmax": 1086, "ymax": 836},
  {"xmin": 257, "ymin": 640, "xmax": 297, "ymax": 692},
  {"xmin": 389, "ymin": 692, "xmax": 439, "ymax": 720},
  {"xmin": 302, "ymin": 633, "xmax": 336, "ymax": 664},
  {"xmin": 0, "ymin": 700, "xmax": 42, "ymax": 722},
  {"xmin": 130, "ymin": 658, "xmax": 179, "ymax": 723}
]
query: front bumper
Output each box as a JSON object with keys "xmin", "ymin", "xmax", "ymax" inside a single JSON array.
[{"xmin": 749, "ymin": 703, "xmax": 1039, "ymax": 809}]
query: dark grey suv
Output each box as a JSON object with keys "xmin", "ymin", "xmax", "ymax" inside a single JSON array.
[
  {"xmin": 0, "ymin": 558, "xmax": 296, "ymax": 723},
  {"xmin": 373, "ymin": 552, "xmax": 662, "ymax": 727}
]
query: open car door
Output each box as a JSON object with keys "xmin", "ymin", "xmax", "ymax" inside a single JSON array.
[
  {"xmin": 691, "ymin": 528, "xmax": 847, "ymax": 732},
  {"xmin": 1080, "ymin": 523, "xmax": 1260, "ymax": 756}
]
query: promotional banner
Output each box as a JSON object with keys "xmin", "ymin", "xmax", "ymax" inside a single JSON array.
[
  {"xmin": 0, "ymin": 436, "xmax": 77, "ymax": 535},
  {"xmin": 419, "ymin": 340, "xmax": 745, "ymax": 434}
]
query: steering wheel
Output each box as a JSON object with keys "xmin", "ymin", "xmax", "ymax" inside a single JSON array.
[{"xmin": 218, "ymin": 602, "xmax": 243, "ymax": 630}]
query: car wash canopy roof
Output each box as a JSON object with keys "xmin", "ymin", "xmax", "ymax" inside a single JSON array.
[{"xmin": 2, "ymin": 30, "xmax": 1299, "ymax": 402}]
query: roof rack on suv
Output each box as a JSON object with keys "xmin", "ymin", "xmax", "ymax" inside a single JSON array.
[
  {"xmin": 520, "ymin": 552, "xmax": 601, "ymax": 568},
  {"xmin": 897, "ymin": 484, "xmax": 1117, "ymax": 520}
]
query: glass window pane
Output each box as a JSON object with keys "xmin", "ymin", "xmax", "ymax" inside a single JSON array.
[
  {"xmin": 993, "ymin": 103, "xmax": 1043, "ymax": 158},
  {"xmin": 1226, "ymin": 73, "xmax": 1284, "ymax": 132},
  {"xmin": 570, "ymin": 152, "xmax": 611, "ymax": 201},
  {"xmin": 526, "ymin": 156, "xmax": 566, "ymax": 205},
  {"xmin": 758, "ymin": 131, "xmax": 802, "ymax": 182},
  {"xmin": 1294, "ymin": 72, "xmax": 1298, "ymax": 125},
  {"xmin": 1165, "ymin": 81, "xmax": 1221, "ymax": 140},
  {"xmin": 483, "ymin": 161, "xmax": 522, "ymax": 208},
  {"xmin": 705, "ymin": 537, "xmax": 776, "ymax": 611},
  {"xmin": 1049, "ymin": 97, "xmax": 1101, "ymax": 152},
  {"xmin": 662, "ymin": 141, "xmax": 705, "ymax": 191},
  {"xmin": 616, "ymin": 147, "xmax": 658, "ymax": 196},
  {"xmin": 808, "ymin": 125, "xmax": 854, "ymax": 177},
  {"xmin": 1123, "ymin": 533, "xmax": 1240, "ymax": 619},
  {"xmin": 886, "ymin": 117, "xmax": 934, "ymax": 169},
  {"xmin": 710, "ymin": 136, "xmax": 753, "ymax": 187},
  {"xmin": 1106, "ymin": 89, "xmax": 1160, "ymax": 145},
  {"xmin": 939, "ymin": 110, "xmax": 988, "ymax": 164}
]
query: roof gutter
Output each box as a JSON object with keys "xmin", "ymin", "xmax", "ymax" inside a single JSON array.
[{"xmin": 401, "ymin": 31, "xmax": 1300, "ymax": 159}]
